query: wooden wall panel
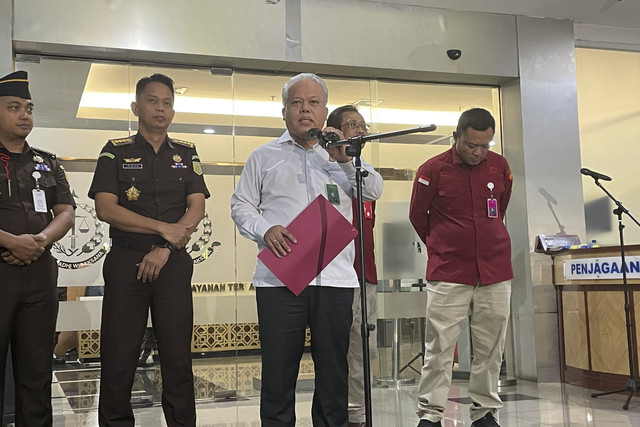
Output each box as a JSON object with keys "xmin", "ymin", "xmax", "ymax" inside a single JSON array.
[
  {"xmin": 589, "ymin": 291, "xmax": 628, "ymax": 375},
  {"xmin": 563, "ymin": 292, "xmax": 589, "ymax": 369}
]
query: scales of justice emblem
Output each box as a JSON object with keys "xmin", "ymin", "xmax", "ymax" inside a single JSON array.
[
  {"xmin": 53, "ymin": 193, "xmax": 108, "ymax": 269},
  {"xmin": 53, "ymin": 193, "xmax": 220, "ymax": 269}
]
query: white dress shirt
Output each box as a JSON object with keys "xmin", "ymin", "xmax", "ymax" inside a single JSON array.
[{"xmin": 231, "ymin": 130, "xmax": 383, "ymax": 288}]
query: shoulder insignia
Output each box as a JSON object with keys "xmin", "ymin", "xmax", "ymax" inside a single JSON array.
[
  {"xmin": 31, "ymin": 146, "xmax": 57, "ymax": 159},
  {"xmin": 109, "ymin": 136, "xmax": 134, "ymax": 146},
  {"xmin": 171, "ymin": 138, "xmax": 195, "ymax": 148}
]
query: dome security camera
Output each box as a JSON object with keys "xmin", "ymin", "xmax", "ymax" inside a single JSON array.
[{"xmin": 447, "ymin": 49, "xmax": 462, "ymax": 60}]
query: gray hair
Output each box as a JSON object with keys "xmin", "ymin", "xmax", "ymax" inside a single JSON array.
[{"xmin": 281, "ymin": 73, "xmax": 328, "ymax": 106}]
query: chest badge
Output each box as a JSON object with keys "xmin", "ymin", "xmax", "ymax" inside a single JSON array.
[
  {"xmin": 125, "ymin": 185, "xmax": 141, "ymax": 201},
  {"xmin": 33, "ymin": 155, "xmax": 51, "ymax": 171},
  {"xmin": 171, "ymin": 154, "xmax": 187, "ymax": 169}
]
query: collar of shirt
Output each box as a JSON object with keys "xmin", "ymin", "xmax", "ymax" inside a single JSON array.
[
  {"xmin": 133, "ymin": 133, "xmax": 172, "ymax": 153},
  {"xmin": 276, "ymin": 129, "xmax": 320, "ymax": 151},
  {"xmin": 0, "ymin": 140, "xmax": 29, "ymax": 157}
]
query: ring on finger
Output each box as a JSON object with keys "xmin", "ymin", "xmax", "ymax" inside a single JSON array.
[{"xmin": 272, "ymin": 239, "xmax": 278, "ymax": 243}]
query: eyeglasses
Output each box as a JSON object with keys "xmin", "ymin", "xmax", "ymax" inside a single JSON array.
[{"xmin": 340, "ymin": 120, "xmax": 370, "ymax": 132}]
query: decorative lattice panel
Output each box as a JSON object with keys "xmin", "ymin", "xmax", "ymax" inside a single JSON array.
[{"xmin": 79, "ymin": 324, "xmax": 312, "ymax": 359}]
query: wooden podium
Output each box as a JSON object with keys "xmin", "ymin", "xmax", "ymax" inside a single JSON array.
[{"xmin": 553, "ymin": 245, "xmax": 640, "ymax": 390}]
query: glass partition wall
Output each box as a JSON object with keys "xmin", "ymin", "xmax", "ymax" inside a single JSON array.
[{"xmin": 17, "ymin": 57, "xmax": 501, "ymax": 402}]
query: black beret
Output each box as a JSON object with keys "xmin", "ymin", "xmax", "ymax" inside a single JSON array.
[{"xmin": 0, "ymin": 71, "xmax": 32, "ymax": 99}]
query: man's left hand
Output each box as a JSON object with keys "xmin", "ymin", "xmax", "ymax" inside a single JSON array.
[
  {"xmin": 1, "ymin": 250, "xmax": 26, "ymax": 266},
  {"xmin": 322, "ymin": 126, "xmax": 352, "ymax": 163},
  {"xmin": 136, "ymin": 246, "xmax": 171, "ymax": 283}
]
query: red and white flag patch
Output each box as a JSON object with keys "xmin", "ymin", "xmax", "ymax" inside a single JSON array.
[{"xmin": 418, "ymin": 175, "xmax": 430, "ymax": 186}]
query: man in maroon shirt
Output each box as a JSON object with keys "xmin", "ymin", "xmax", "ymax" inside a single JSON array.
[
  {"xmin": 410, "ymin": 108, "xmax": 513, "ymax": 427},
  {"xmin": 327, "ymin": 105, "xmax": 378, "ymax": 427}
]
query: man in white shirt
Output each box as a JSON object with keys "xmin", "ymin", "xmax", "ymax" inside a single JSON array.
[{"xmin": 231, "ymin": 73, "xmax": 383, "ymax": 426}]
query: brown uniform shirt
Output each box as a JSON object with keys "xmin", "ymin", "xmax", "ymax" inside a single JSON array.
[{"xmin": 87, "ymin": 134, "xmax": 210, "ymax": 243}]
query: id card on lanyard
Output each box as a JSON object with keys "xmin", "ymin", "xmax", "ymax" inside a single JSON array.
[{"xmin": 32, "ymin": 171, "xmax": 48, "ymax": 213}]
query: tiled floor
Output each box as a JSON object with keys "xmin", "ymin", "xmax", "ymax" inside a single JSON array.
[{"xmin": 35, "ymin": 356, "xmax": 640, "ymax": 426}]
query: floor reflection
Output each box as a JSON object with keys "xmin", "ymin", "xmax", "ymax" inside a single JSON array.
[{"xmin": 44, "ymin": 354, "xmax": 640, "ymax": 426}]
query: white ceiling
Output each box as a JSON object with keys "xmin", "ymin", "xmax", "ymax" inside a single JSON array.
[{"xmin": 362, "ymin": 0, "xmax": 640, "ymax": 29}]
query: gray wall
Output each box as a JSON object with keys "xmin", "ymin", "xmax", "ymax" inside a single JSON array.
[
  {"xmin": 503, "ymin": 16, "xmax": 586, "ymax": 381},
  {"xmin": 12, "ymin": 0, "xmax": 518, "ymax": 84},
  {"xmin": 0, "ymin": 0, "xmax": 12, "ymax": 75},
  {"xmin": 5, "ymin": 0, "xmax": 589, "ymax": 382}
]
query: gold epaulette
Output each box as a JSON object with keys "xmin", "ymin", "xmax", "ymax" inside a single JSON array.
[
  {"xmin": 109, "ymin": 136, "xmax": 134, "ymax": 146},
  {"xmin": 171, "ymin": 138, "xmax": 195, "ymax": 148},
  {"xmin": 31, "ymin": 146, "xmax": 57, "ymax": 159}
]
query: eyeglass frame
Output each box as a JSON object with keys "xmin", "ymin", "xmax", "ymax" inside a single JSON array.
[{"xmin": 340, "ymin": 120, "xmax": 370, "ymax": 132}]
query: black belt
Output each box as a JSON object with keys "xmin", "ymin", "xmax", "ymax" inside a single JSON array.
[{"xmin": 110, "ymin": 237, "xmax": 162, "ymax": 252}]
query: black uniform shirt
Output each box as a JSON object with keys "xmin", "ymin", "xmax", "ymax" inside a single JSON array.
[
  {"xmin": 0, "ymin": 141, "xmax": 76, "ymax": 237},
  {"xmin": 88, "ymin": 134, "xmax": 210, "ymax": 240}
]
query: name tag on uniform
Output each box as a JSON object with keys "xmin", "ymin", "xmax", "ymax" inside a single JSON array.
[
  {"xmin": 33, "ymin": 189, "xmax": 48, "ymax": 212},
  {"xmin": 122, "ymin": 164, "xmax": 143, "ymax": 169}
]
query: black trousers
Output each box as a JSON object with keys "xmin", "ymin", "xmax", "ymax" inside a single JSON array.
[
  {"xmin": 256, "ymin": 286, "xmax": 353, "ymax": 427},
  {"xmin": 0, "ymin": 254, "xmax": 58, "ymax": 427},
  {"xmin": 98, "ymin": 246, "xmax": 196, "ymax": 427}
]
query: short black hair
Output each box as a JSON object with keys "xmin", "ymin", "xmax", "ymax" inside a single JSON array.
[
  {"xmin": 135, "ymin": 73, "xmax": 175, "ymax": 99},
  {"xmin": 456, "ymin": 108, "xmax": 495, "ymax": 134},
  {"xmin": 327, "ymin": 104, "xmax": 359, "ymax": 129}
]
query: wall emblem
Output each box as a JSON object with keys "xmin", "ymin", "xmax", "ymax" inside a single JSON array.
[
  {"xmin": 53, "ymin": 195, "xmax": 109, "ymax": 269},
  {"xmin": 187, "ymin": 213, "xmax": 220, "ymax": 264}
]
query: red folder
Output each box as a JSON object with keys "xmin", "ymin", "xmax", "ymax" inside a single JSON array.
[{"xmin": 258, "ymin": 195, "xmax": 358, "ymax": 296}]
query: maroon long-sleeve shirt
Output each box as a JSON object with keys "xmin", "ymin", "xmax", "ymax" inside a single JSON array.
[{"xmin": 409, "ymin": 145, "xmax": 513, "ymax": 286}]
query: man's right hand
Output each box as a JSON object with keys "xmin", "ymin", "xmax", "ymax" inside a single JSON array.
[
  {"xmin": 159, "ymin": 222, "xmax": 194, "ymax": 249},
  {"xmin": 2, "ymin": 234, "xmax": 45, "ymax": 265}
]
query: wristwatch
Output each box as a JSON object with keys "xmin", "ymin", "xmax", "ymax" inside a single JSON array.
[{"xmin": 156, "ymin": 241, "xmax": 176, "ymax": 252}]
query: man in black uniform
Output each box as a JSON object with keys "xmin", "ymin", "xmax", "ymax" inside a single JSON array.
[
  {"xmin": 0, "ymin": 70, "xmax": 75, "ymax": 426},
  {"xmin": 88, "ymin": 73, "xmax": 209, "ymax": 426}
]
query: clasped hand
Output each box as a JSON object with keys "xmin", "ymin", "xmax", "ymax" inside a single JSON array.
[{"xmin": 1, "ymin": 234, "xmax": 46, "ymax": 265}]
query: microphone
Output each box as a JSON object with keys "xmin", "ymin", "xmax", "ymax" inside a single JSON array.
[
  {"xmin": 580, "ymin": 168, "xmax": 612, "ymax": 181},
  {"xmin": 307, "ymin": 128, "xmax": 340, "ymax": 147}
]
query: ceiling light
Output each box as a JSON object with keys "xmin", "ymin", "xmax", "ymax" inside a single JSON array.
[
  {"xmin": 79, "ymin": 92, "xmax": 461, "ymax": 126},
  {"xmin": 203, "ymin": 128, "xmax": 215, "ymax": 134}
]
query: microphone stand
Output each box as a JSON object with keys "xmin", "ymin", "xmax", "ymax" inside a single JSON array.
[
  {"xmin": 587, "ymin": 176, "xmax": 640, "ymax": 410},
  {"xmin": 329, "ymin": 124, "xmax": 436, "ymax": 426}
]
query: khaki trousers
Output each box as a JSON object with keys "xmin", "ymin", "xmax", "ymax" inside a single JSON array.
[
  {"xmin": 416, "ymin": 280, "xmax": 511, "ymax": 423},
  {"xmin": 347, "ymin": 282, "xmax": 378, "ymax": 423}
]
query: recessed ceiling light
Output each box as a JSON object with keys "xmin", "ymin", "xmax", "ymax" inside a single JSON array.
[{"xmin": 203, "ymin": 128, "xmax": 215, "ymax": 134}]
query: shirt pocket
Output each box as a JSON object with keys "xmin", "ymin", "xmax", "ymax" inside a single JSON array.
[
  {"xmin": 117, "ymin": 168, "xmax": 148, "ymax": 201},
  {"xmin": 437, "ymin": 175, "xmax": 467, "ymax": 215},
  {"xmin": 487, "ymin": 173, "xmax": 506, "ymax": 197},
  {"xmin": 40, "ymin": 172, "xmax": 58, "ymax": 205},
  {"xmin": 0, "ymin": 173, "xmax": 8, "ymax": 201},
  {"xmin": 165, "ymin": 168, "xmax": 194, "ymax": 194}
]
